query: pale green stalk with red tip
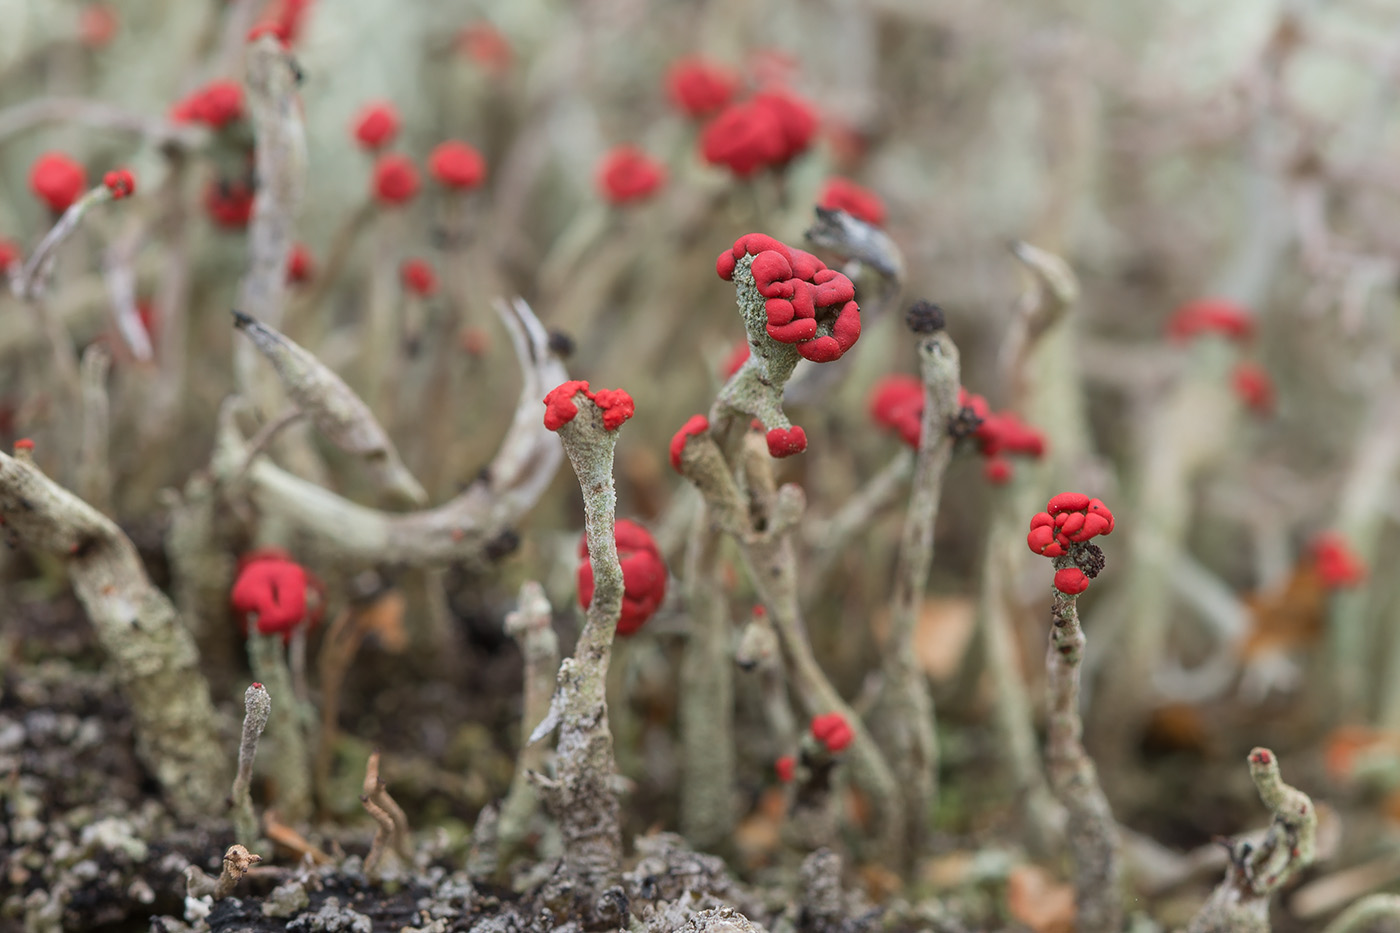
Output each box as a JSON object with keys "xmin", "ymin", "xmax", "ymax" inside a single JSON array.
[{"xmin": 1029, "ymin": 492, "xmax": 1122, "ymax": 933}]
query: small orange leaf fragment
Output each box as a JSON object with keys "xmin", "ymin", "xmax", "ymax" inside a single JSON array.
[{"xmin": 1007, "ymin": 864, "xmax": 1076, "ymax": 933}]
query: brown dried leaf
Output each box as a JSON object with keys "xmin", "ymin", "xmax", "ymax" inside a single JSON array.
[
  {"xmin": 1007, "ymin": 864, "xmax": 1076, "ymax": 933},
  {"xmin": 869, "ymin": 597, "xmax": 977, "ymax": 682},
  {"xmin": 355, "ymin": 590, "xmax": 407, "ymax": 654},
  {"xmin": 732, "ymin": 788, "xmax": 786, "ymax": 869},
  {"xmin": 1240, "ymin": 563, "xmax": 1326, "ymax": 658}
]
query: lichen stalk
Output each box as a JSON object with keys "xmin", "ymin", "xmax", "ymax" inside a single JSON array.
[
  {"xmin": 230, "ymin": 682, "xmax": 270, "ymax": 845},
  {"xmin": 545, "ymin": 393, "xmax": 628, "ymax": 892},
  {"xmin": 1046, "ymin": 557, "xmax": 1123, "ymax": 933},
  {"xmin": 676, "ymin": 431, "xmax": 905, "ymax": 862},
  {"xmin": 245, "ymin": 631, "xmax": 313, "ymax": 822},
  {"xmin": 0, "ymin": 450, "xmax": 227, "ymax": 818},
  {"xmin": 875, "ymin": 326, "xmax": 960, "ymax": 851},
  {"xmin": 1187, "ymin": 748, "xmax": 1317, "ymax": 933},
  {"xmin": 498, "ymin": 581, "xmax": 560, "ymax": 863},
  {"xmin": 679, "ymin": 507, "xmax": 736, "ymax": 851}
]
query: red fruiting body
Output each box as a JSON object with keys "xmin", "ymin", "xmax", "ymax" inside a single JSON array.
[
  {"xmin": 700, "ymin": 102, "xmax": 787, "ymax": 177},
  {"xmin": 1047, "ymin": 492, "xmax": 1091, "ymax": 514},
  {"xmin": 80, "ymin": 5, "xmax": 118, "ymax": 48},
  {"xmin": 457, "ymin": 21, "xmax": 512, "ymax": 73},
  {"xmin": 30, "ymin": 153, "xmax": 87, "ymax": 213},
  {"xmin": 983, "ymin": 458, "xmax": 1013, "ymax": 485},
  {"xmin": 666, "ymin": 57, "xmax": 738, "ymax": 118},
  {"xmin": 669, "ymin": 414, "xmax": 710, "ymax": 472},
  {"xmin": 810, "ymin": 712, "xmax": 854, "ymax": 753},
  {"xmin": 750, "ymin": 89, "xmax": 817, "ymax": 164},
  {"xmin": 1232, "ymin": 362, "xmax": 1274, "ymax": 415},
  {"xmin": 428, "ymin": 141, "xmax": 487, "ymax": 190},
  {"xmin": 716, "ymin": 232, "xmax": 861, "ymax": 363},
  {"xmin": 352, "ymin": 102, "xmax": 400, "ymax": 151},
  {"xmin": 869, "ymin": 374, "xmax": 923, "ymax": 448},
  {"xmin": 876, "ymin": 379, "xmax": 1045, "ymax": 470},
  {"xmin": 576, "ymin": 519, "xmax": 667, "ymax": 636},
  {"xmin": 765, "ymin": 426, "xmax": 807, "ymax": 459},
  {"xmin": 0, "ymin": 238, "xmax": 19, "ymax": 270},
  {"xmin": 400, "ymin": 259, "xmax": 437, "ymax": 296},
  {"xmin": 592, "ymin": 389, "xmax": 635, "ymax": 430},
  {"xmin": 1313, "ymin": 533, "xmax": 1366, "ymax": 588},
  {"xmin": 170, "ymin": 80, "xmax": 244, "ymax": 128},
  {"xmin": 230, "ymin": 553, "xmax": 322, "ymax": 642},
  {"xmin": 775, "ymin": 755, "xmax": 796, "ymax": 783},
  {"xmin": 1249, "ymin": 748, "xmax": 1272, "ymax": 766},
  {"xmin": 14, "ymin": 438, "xmax": 35, "ymax": 451},
  {"xmin": 542, "ymin": 381, "xmax": 635, "ymax": 432},
  {"xmin": 103, "ymin": 168, "xmax": 135, "ymax": 199},
  {"xmin": 817, "ymin": 177, "xmax": 886, "ymax": 226},
  {"xmin": 543, "ymin": 380, "xmax": 591, "ymax": 431},
  {"xmin": 286, "ymin": 243, "xmax": 314, "ymax": 283},
  {"xmin": 372, "ymin": 154, "xmax": 420, "ymax": 205},
  {"xmin": 699, "ymin": 89, "xmax": 817, "ymax": 178},
  {"xmin": 1054, "ymin": 567, "xmax": 1090, "ymax": 595},
  {"xmin": 1165, "ymin": 298, "xmax": 1254, "ymax": 342},
  {"xmin": 204, "ymin": 180, "xmax": 255, "ymax": 228},
  {"xmin": 596, "ymin": 146, "xmax": 666, "ymax": 204}
]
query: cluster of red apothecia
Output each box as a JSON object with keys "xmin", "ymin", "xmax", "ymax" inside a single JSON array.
[
  {"xmin": 542, "ymin": 380, "xmax": 636, "ymax": 433},
  {"xmin": 576, "ymin": 520, "xmax": 668, "ymax": 638},
  {"xmin": 351, "ymin": 100, "xmax": 486, "ymax": 207},
  {"xmin": 667, "ymin": 57, "xmax": 885, "ymax": 224},
  {"xmin": 774, "ymin": 712, "xmax": 855, "ymax": 783},
  {"xmin": 1027, "ymin": 492, "xmax": 1115, "ymax": 595},
  {"xmin": 716, "ymin": 233, "xmax": 861, "ymax": 365},
  {"xmin": 1166, "ymin": 297, "xmax": 1276, "ymax": 416},
  {"xmin": 869, "ymin": 376, "xmax": 1045, "ymax": 484}
]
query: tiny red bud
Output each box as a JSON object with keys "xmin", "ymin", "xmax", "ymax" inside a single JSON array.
[
  {"xmin": 428, "ymin": 141, "xmax": 486, "ymax": 190},
  {"xmin": 14, "ymin": 438, "xmax": 35, "ymax": 451},
  {"xmin": 286, "ymin": 243, "xmax": 314, "ymax": 284},
  {"xmin": 103, "ymin": 168, "xmax": 135, "ymax": 199},
  {"xmin": 596, "ymin": 145, "xmax": 666, "ymax": 205},
  {"xmin": 810, "ymin": 712, "xmax": 854, "ymax": 753},
  {"xmin": 983, "ymin": 457, "xmax": 1012, "ymax": 484},
  {"xmin": 400, "ymin": 258, "xmax": 437, "ymax": 297},
  {"xmin": 372, "ymin": 154, "xmax": 420, "ymax": 205},
  {"xmin": 457, "ymin": 21, "xmax": 512, "ymax": 73},
  {"xmin": 79, "ymin": 5, "xmax": 119, "ymax": 48},
  {"xmin": 775, "ymin": 755, "xmax": 796, "ymax": 783},
  {"xmin": 1232, "ymin": 362, "xmax": 1275, "ymax": 415},
  {"xmin": 666, "ymin": 57, "xmax": 738, "ymax": 119},
  {"xmin": 352, "ymin": 102, "xmax": 400, "ymax": 151}
]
